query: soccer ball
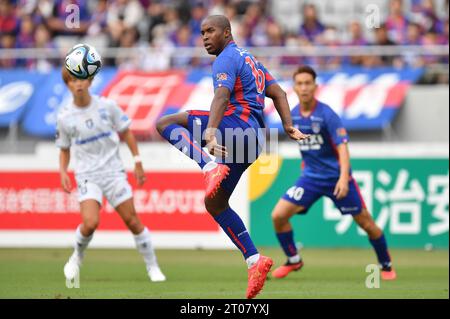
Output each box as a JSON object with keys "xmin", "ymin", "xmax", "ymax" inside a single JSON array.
[{"xmin": 65, "ymin": 43, "xmax": 102, "ymax": 79}]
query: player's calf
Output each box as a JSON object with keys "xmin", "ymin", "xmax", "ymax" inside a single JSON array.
[{"xmin": 123, "ymin": 215, "xmax": 144, "ymax": 235}]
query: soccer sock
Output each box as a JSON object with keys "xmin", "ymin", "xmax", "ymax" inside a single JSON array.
[
  {"xmin": 276, "ymin": 230, "xmax": 301, "ymax": 263},
  {"xmin": 214, "ymin": 207, "xmax": 259, "ymax": 268},
  {"xmin": 369, "ymin": 233, "xmax": 392, "ymax": 270},
  {"xmin": 74, "ymin": 224, "xmax": 93, "ymax": 259},
  {"xmin": 134, "ymin": 227, "xmax": 159, "ymax": 272},
  {"xmin": 161, "ymin": 124, "xmax": 214, "ymax": 170}
]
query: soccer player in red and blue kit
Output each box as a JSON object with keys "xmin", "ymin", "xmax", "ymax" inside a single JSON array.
[
  {"xmin": 156, "ymin": 15, "xmax": 308, "ymax": 299},
  {"xmin": 271, "ymin": 66, "xmax": 397, "ymax": 281}
]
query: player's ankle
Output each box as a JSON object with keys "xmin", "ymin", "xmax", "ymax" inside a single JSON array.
[
  {"xmin": 246, "ymin": 253, "xmax": 260, "ymax": 268},
  {"xmin": 288, "ymin": 255, "xmax": 301, "ymax": 264}
]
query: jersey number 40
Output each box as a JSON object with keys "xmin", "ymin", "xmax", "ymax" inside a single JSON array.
[{"xmin": 245, "ymin": 56, "xmax": 265, "ymax": 94}]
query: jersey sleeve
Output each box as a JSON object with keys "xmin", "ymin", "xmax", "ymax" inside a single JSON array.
[
  {"xmin": 109, "ymin": 100, "xmax": 132, "ymax": 132},
  {"xmin": 212, "ymin": 56, "xmax": 237, "ymax": 92},
  {"xmin": 55, "ymin": 116, "xmax": 71, "ymax": 149},
  {"xmin": 326, "ymin": 109, "xmax": 349, "ymax": 146}
]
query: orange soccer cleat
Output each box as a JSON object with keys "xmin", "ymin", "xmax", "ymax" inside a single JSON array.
[
  {"xmin": 246, "ymin": 256, "xmax": 274, "ymax": 299},
  {"xmin": 204, "ymin": 163, "xmax": 230, "ymax": 198},
  {"xmin": 381, "ymin": 268, "xmax": 397, "ymax": 280},
  {"xmin": 271, "ymin": 260, "xmax": 304, "ymax": 279}
]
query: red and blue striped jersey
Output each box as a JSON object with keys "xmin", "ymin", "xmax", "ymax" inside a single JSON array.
[
  {"xmin": 212, "ymin": 41, "xmax": 277, "ymax": 128},
  {"xmin": 291, "ymin": 100, "xmax": 351, "ymax": 181}
]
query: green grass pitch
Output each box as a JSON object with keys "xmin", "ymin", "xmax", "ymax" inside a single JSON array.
[{"xmin": 0, "ymin": 248, "xmax": 447, "ymax": 299}]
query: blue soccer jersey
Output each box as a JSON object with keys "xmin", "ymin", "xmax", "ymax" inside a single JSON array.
[
  {"xmin": 212, "ymin": 41, "xmax": 277, "ymax": 128},
  {"xmin": 292, "ymin": 100, "xmax": 350, "ymax": 181}
]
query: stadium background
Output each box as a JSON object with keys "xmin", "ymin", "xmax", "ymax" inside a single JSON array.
[{"xmin": 0, "ymin": 0, "xmax": 448, "ymax": 299}]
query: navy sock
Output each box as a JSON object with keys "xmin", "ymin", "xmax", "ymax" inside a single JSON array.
[
  {"xmin": 161, "ymin": 124, "xmax": 212, "ymax": 169},
  {"xmin": 214, "ymin": 207, "xmax": 258, "ymax": 260},
  {"xmin": 369, "ymin": 234, "xmax": 392, "ymax": 269},
  {"xmin": 276, "ymin": 230, "xmax": 298, "ymax": 258}
]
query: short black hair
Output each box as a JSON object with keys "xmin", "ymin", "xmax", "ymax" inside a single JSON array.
[
  {"xmin": 293, "ymin": 65, "xmax": 317, "ymax": 81},
  {"xmin": 204, "ymin": 15, "xmax": 231, "ymax": 31}
]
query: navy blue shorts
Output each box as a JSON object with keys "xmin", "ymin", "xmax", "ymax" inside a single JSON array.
[
  {"xmin": 187, "ymin": 110, "xmax": 263, "ymax": 195},
  {"xmin": 282, "ymin": 176, "xmax": 366, "ymax": 215}
]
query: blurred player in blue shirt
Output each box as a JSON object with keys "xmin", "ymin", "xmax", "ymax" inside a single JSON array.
[
  {"xmin": 156, "ymin": 15, "xmax": 308, "ymax": 299},
  {"xmin": 271, "ymin": 66, "xmax": 397, "ymax": 281}
]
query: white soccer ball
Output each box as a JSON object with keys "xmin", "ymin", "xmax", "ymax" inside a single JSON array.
[{"xmin": 64, "ymin": 43, "xmax": 102, "ymax": 79}]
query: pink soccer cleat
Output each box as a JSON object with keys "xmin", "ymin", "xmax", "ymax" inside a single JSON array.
[
  {"xmin": 381, "ymin": 268, "xmax": 397, "ymax": 280},
  {"xmin": 246, "ymin": 256, "xmax": 274, "ymax": 299},
  {"xmin": 272, "ymin": 260, "xmax": 304, "ymax": 279},
  {"xmin": 204, "ymin": 163, "xmax": 230, "ymax": 198}
]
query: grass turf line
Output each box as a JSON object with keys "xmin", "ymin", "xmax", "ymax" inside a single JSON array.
[{"xmin": 0, "ymin": 248, "xmax": 447, "ymax": 299}]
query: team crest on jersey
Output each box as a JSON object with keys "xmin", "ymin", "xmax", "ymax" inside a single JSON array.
[
  {"xmin": 311, "ymin": 122, "xmax": 321, "ymax": 134},
  {"xmin": 85, "ymin": 119, "xmax": 94, "ymax": 129},
  {"xmin": 216, "ymin": 73, "xmax": 228, "ymax": 81}
]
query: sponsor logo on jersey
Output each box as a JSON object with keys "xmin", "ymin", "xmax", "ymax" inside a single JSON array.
[{"xmin": 297, "ymin": 134, "xmax": 324, "ymax": 151}]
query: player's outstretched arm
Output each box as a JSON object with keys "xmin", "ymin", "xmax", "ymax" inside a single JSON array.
[
  {"xmin": 120, "ymin": 128, "xmax": 147, "ymax": 187},
  {"xmin": 59, "ymin": 149, "xmax": 72, "ymax": 193},
  {"xmin": 265, "ymin": 83, "xmax": 309, "ymax": 141},
  {"xmin": 205, "ymin": 86, "xmax": 230, "ymax": 158}
]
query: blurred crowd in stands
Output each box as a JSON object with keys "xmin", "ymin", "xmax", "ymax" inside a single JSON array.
[{"xmin": 0, "ymin": 0, "xmax": 448, "ymax": 70}]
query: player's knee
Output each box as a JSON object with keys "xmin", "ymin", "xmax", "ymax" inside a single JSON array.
[
  {"xmin": 156, "ymin": 115, "xmax": 179, "ymax": 135},
  {"xmin": 355, "ymin": 214, "xmax": 374, "ymax": 232},
  {"xmin": 156, "ymin": 116, "xmax": 170, "ymax": 135},
  {"xmin": 204, "ymin": 197, "xmax": 228, "ymax": 216},
  {"xmin": 271, "ymin": 210, "xmax": 288, "ymax": 226},
  {"xmin": 83, "ymin": 219, "xmax": 99, "ymax": 234}
]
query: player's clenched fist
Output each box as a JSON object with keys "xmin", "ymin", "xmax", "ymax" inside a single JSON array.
[
  {"xmin": 60, "ymin": 171, "xmax": 72, "ymax": 193},
  {"xmin": 284, "ymin": 125, "xmax": 310, "ymax": 141}
]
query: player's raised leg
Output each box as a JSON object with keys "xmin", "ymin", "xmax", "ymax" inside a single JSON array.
[
  {"xmin": 115, "ymin": 198, "xmax": 166, "ymax": 282},
  {"xmin": 271, "ymin": 199, "xmax": 305, "ymax": 279},
  {"xmin": 64, "ymin": 199, "xmax": 100, "ymax": 280},
  {"xmin": 353, "ymin": 209, "xmax": 396, "ymax": 280},
  {"xmin": 156, "ymin": 112, "xmax": 229, "ymax": 198},
  {"xmin": 205, "ymin": 188, "xmax": 273, "ymax": 299},
  {"xmin": 156, "ymin": 113, "xmax": 214, "ymax": 170}
]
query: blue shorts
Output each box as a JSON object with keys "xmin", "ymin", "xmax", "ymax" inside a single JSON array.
[
  {"xmin": 187, "ymin": 110, "xmax": 264, "ymax": 195},
  {"xmin": 282, "ymin": 176, "xmax": 366, "ymax": 215}
]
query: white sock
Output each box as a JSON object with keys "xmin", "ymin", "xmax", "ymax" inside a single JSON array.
[
  {"xmin": 246, "ymin": 253, "xmax": 260, "ymax": 269},
  {"xmin": 74, "ymin": 224, "xmax": 93, "ymax": 259},
  {"xmin": 134, "ymin": 227, "xmax": 158, "ymax": 271},
  {"xmin": 288, "ymin": 254, "xmax": 301, "ymax": 264},
  {"xmin": 202, "ymin": 161, "xmax": 218, "ymax": 173}
]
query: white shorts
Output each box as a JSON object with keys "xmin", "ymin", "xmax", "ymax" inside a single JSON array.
[{"xmin": 76, "ymin": 171, "xmax": 133, "ymax": 208}]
